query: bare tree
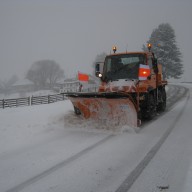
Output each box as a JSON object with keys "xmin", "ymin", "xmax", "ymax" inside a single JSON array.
[{"xmin": 26, "ymin": 60, "xmax": 64, "ymax": 89}]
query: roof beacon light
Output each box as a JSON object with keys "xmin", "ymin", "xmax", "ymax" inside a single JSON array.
[
  {"xmin": 113, "ymin": 46, "xmax": 117, "ymax": 53},
  {"xmin": 147, "ymin": 43, "xmax": 152, "ymax": 51}
]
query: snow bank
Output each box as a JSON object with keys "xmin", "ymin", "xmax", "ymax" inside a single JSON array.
[{"xmin": 0, "ymin": 100, "xmax": 72, "ymax": 153}]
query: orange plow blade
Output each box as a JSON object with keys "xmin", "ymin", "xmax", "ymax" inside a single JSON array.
[{"xmin": 67, "ymin": 93, "xmax": 138, "ymax": 128}]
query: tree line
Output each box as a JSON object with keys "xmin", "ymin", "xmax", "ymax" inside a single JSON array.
[{"xmin": 0, "ymin": 60, "xmax": 64, "ymax": 92}]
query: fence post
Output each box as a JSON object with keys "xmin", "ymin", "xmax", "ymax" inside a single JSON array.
[
  {"xmin": 28, "ymin": 97, "xmax": 30, "ymax": 106},
  {"xmin": 48, "ymin": 95, "xmax": 50, "ymax": 104},
  {"xmin": 3, "ymin": 99, "xmax": 5, "ymax": 109},
  {"xmin": 31, "ymin": 96, "xmax": 33, "ymax": 105},
  {"xmin": 16, "ymin": 98, "xmax": 18, "ymax": 107}
]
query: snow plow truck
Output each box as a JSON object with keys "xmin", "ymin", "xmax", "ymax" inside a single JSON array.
[{"xmin": 66, "ymin": 44, "xmax": 167, "ymax": 127}]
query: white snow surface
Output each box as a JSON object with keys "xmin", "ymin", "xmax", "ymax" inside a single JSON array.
[
  {"xmin": 0, "ymin": 90, "xmax": 57, "ymax": 99},
  {"xmin": 0, "ymin": 83, "xmax": 192, "ymax": 192}
]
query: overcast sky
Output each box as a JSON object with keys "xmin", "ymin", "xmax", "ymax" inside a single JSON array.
[{"xmin": 0, "ymin": 0, "xmax": 192, "ymax": 81}]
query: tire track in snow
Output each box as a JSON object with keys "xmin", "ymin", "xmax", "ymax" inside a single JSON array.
[
  {"xmin": 115, "ymin": 85, "xmax": 190, "ymax": 192},
  {"xmin": 166, "ymin": 84, "xmax": 188, "ymax": 110},
  {"xmin": 6, "ymin": 134, "xmax": 114, "ymax": 192}
]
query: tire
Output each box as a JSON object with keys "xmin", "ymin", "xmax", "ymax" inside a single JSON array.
[
  {"xmin": 157, "ymin": 87, "xmax": 166, "ymax": 112},
  {"xmin": 143, "ymin": 93, "xmax": 156, "ymax": 120},
  {"xmin": 74, "ymin": 106, "xmax": 81, "ymax": 115}
]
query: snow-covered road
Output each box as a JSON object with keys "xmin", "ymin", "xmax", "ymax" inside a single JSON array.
[
  {"xmin": 0, "ymin": 84, "xmax": 191, "ymax": 192},
  {"xmin": 128, "ymin": 85, "xmax": 192, "ymax": 192}
]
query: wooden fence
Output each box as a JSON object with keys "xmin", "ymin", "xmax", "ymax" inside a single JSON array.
[
  {"xmin": 31, "ymin": 93, "xmax": 66, "ymax": 105},
  {"xmin": 0, "ymin": 93, "xmax": 66, "ymax": 109}
]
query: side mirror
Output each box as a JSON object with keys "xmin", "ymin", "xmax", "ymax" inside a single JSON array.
[
  {"xmin": 152, "ymin": 58, "xmax": 158, "ymax": 74},
  {"xmin": 95, "ymin": 62, "xmax": 104, "ymax": 78}
]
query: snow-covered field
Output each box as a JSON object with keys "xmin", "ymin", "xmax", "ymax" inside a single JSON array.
[
  {"xmin": 0, "ymin": 83, "xmax": 192, "ymax": 192},
  {"xmin": 0, "ymin": 100, "xmax": 72, "ymax": 153}
]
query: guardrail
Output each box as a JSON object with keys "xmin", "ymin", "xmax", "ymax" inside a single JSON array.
[{"xmin": 0, "ymin": 93, "xmax": 66, "ymax": 109}]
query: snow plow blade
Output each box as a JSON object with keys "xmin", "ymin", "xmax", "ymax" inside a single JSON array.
[{"xmin": 66, "ymin": 92, "xmax": 139, "ymax": 128}]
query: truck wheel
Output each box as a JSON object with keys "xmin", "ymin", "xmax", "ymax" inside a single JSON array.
[
  {"xmin": 143, "ymin": 93, "xmax": 156, "ymax": 120},
  {"xmin": 157, "ymin": 87, "xmax": 166, "ymax": 112},
  {"xmin": 74, "ymin": 106, "xmax": 81, "ymax": 115}
]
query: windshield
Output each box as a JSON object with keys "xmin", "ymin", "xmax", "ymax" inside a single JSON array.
[{"xmin": 102, "ymin": 53, "xmax": 146, "ymax": 82}]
